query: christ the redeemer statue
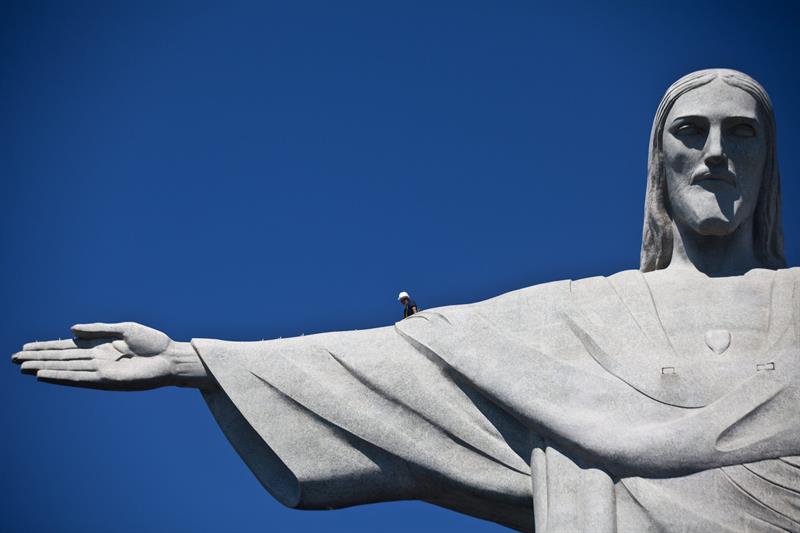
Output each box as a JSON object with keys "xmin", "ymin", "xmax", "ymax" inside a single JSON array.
[{"xmin": 13, "ymin": 69, "xmax": 800, "ymax": 533}]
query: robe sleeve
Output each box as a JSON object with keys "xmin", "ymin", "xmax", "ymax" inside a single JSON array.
[{"xmin": 192, "ymin": 324, "xmax": 536, "ymax": 532}]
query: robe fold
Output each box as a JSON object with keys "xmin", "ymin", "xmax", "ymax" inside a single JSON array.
[{"xmin": 194, "ymin": 268, "xmax": 800, "ymax": 532}]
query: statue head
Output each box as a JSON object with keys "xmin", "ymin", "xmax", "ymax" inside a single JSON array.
[{"xmin": 640, "ymin": 68, "xmax": 785, "ymax": 272}]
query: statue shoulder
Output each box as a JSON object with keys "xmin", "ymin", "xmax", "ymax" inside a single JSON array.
[
  {"xmin": 782, "ymin": 266, "xmax": 800, "ymax": 278},
  {"xmin": 414, "ymin": 272, "xmax": 632, "ymax": 332}
]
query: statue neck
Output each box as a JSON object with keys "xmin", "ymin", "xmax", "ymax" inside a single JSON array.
[{"xmin": 668, "ymin": 219, "xmax": 762, "ymax": 276}]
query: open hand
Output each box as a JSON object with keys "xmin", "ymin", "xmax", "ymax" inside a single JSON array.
[{"xmin": 12, "ymin": 322, "xmax": 209, "ymax": 390}]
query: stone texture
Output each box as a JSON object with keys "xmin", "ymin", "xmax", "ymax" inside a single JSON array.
[
  {"xmin": 12, "ymin": 69, "xmax": 799, "ymax": 532},
  {"xmin": 195, "ymin": 267, "xmax": 800, "ymax": 532}
]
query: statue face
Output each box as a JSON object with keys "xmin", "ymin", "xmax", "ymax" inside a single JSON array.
[{"xmin": 662, "ymin": 79, "xmax": 767, "ymax": 237}]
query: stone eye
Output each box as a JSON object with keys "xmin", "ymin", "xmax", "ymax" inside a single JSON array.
[
  {"xmin": 730, "ymin": 123, "xmax": 756, "ymax": 137},
  {"xmin": 674, "ymin": 123, "xmax": 705, "ymax": 136}
]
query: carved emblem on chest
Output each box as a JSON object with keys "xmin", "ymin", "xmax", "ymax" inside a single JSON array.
[{"xmin": 704, "ymin": 329, "xmax": 731, "ymax": 355}]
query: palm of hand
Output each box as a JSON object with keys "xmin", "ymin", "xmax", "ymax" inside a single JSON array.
[{"xmin": 12, "ymin": 322, "xmax": 176, "ymax": 390}]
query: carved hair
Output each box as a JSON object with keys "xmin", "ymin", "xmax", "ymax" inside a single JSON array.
[{"xmin": 639, "ymin": 68, "xmax": 785, "ymax": 272}]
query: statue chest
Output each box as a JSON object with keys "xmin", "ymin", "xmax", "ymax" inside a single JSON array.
[{"xmin": 565, "ymin": 269, "xmax": 799, "ymax": 408}]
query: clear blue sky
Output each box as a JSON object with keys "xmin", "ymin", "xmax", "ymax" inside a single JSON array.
[{"xmin": 2, "ymin": 2, "xmax": 798, "ymax": 532}]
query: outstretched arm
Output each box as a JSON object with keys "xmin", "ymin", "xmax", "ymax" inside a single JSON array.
[{"xmin": 12, "ymin": 322, "xmax": 212, "ymax": 390}]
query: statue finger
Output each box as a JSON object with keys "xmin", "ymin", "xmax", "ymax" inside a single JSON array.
[
  {"xmin": 22, "ymin": 339, "xmax": 78, "ymax": 351},
  {"xmin": 36, "ymin": 369, "xmax": 101, "ymax": 387},
  {"xmin": 12, "ymin": 349, "xmax": 94, "ymax": 363},
  {"xmin": 19, "ymin": 339, "xmax": 110, "ymax": 358},
  {"xmin": 71, "ymin": 322, "xmax": 132, "ymax": 340},
  {"xmin": 21, "ymin": 360, "xmax": 98, "ymax": 374}
]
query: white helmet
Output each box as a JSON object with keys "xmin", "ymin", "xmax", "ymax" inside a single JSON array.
[{"xmin": 397, "ymin": 291, "xmax": 409, "ymax": 301}]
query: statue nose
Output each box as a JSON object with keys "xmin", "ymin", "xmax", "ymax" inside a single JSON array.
[
  {"xmin": 705, "ymin": 154, "xmax": 726, "ymax": 167},
  {"xmin": 703, "ymin": 126, "xmax": 726, "ymax": 167}
]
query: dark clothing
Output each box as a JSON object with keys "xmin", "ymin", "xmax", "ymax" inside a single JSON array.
[{"xmin": 404, "ymin": 299, "xmax": 418, "ymax": 318}]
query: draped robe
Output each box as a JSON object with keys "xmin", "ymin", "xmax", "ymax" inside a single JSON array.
[{"xmin": 193, "ymin": 268, "xmax": 800, "ymax": 532}]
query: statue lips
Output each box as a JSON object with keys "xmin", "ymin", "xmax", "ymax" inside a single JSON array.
[{"xmin": 692, "ymin": 170, "xmax": 737, "ymax": 188}]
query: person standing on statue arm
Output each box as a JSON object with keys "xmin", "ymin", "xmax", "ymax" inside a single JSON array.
[{"xmin": 398, "ymin": 291, "xmax": 418, "ymax": 318}]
